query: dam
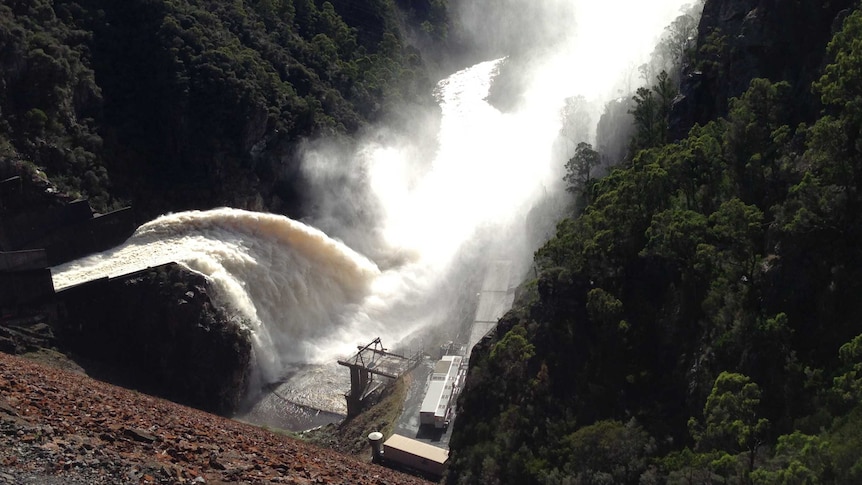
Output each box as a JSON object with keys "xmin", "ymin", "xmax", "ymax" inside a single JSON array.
[
  {"xmin": 16, "ymin": 0, "xmax": 690, "ymax": 424},
  {"xmin": 40, "ymin": 57, "xmax": 544, "ymax": 426}
]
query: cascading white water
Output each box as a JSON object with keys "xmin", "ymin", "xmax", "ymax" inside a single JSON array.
[
  {"xmin": 51, "ymin": 209, "xmax": 381, "ymax": 384},
  {"xmin": 51, "ymin": 0, "xmax": 695, "ymax": 418}
]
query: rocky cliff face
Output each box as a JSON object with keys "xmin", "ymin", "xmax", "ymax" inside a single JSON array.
[
  {"xmin": 673, "ymin": 0, "xmax": 855, "ymax": 138},
  {"xmin": 54, "ymin": 263, "xmax": 252, "ymax": 416}
]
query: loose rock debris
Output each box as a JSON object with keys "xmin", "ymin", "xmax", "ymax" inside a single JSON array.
[{"xmin": 0, "ymin": 352, "xmax": 431, "ymax": 484}]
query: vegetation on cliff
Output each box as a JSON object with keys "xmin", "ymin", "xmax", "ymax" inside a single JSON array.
[
  {"xmin": 0, "ymin": 0, "xmax": 447, "ymax": 218},
  {"xmin": 448, "ymin": 3, "xmax": 862, "ymax": 484}
]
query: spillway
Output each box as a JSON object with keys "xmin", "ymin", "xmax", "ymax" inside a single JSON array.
[
  {"xmin": 51, "ymin": 0, "xmax": 694, "ymax": 422},
  {"xmin": 52, "ymin": 58, "xmax": 534, "ymax": 417},
  {"xmin": 51, "ymin": 208, "xmax": 382, "ymax": 386}
]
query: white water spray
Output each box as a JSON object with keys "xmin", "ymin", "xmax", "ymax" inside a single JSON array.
[
  {"xmin": 51, "ymin": 209, "xmax": 381, "ymax": 384},
  {"xmin": 51, "ymin": 0, "xmax": 695, "ymax": 415}
]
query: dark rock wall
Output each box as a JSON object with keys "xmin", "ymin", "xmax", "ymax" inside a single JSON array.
[
  {"xmin": 596, "ymin": 97, "xmax": 634, "ymax": 166},
  {"xmin": 672, "ymin": 0, "xmax": 855, "ymax": 138},
  {"xmin": 55, "ymin": 263, "xmax": 252, "ymax": 416}
]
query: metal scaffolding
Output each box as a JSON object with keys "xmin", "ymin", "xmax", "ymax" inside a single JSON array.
[{"xmin": 337, "ymin": 337, "xmax": 421, "ymax": 417}]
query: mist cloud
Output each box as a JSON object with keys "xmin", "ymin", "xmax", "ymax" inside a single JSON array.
[{"xmin": 299, "ymin": 0, "xmax": 695, "ymax": 352}]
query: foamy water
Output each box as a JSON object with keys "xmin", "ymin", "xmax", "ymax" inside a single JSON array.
[{"xmin": 52, "ymin": 208, "xmax": 381, "ymax": 384}]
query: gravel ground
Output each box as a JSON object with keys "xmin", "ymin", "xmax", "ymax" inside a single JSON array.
[{"xmin": 0, "ymin": 351, "xmax": 431, "ymax": 485}]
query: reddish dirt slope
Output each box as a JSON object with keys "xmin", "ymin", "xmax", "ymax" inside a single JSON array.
[{"xmin": 0, "ymin": 352, "xmax": 430, "ymax": 484}]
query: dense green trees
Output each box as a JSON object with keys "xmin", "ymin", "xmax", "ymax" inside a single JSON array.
[
  {"xmin": 0, "ymin": 0, "xmax": 112, "ymax": 208},
  {"xmin": 563, "ymin": 141, "xmax": 600, "ymax": 207},
  {"xmin": 0, "ymin": 0, "xmax": 444, "ymax": 217},
  {"xmin": 448, "ymin": 6, "xmax": 862, "ymax": 484},
  {"xmin": 629, "ymin": 71, "xmax": 676, "ymax": 153},
  {"xmin": 691, "ymin": 372, "xmax": 769, "ymax": 477}
]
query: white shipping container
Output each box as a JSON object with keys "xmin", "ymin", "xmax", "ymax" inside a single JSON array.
[{"xmin": 383, "ymin": 434, "xmax": 449, "ymax": 477}]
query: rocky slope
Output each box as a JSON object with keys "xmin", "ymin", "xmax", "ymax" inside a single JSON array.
[{"xmin": 0, "ymin": 351, "xmax": 430, "ymax": 485}]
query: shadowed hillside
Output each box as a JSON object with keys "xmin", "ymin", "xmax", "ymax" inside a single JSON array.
[{"xmin": 0, "ymin": 0, "xmax": 449, "ymax": 219}]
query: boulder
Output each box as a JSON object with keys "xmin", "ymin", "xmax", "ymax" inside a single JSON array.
[{"xmin": 54, "ymin": 263, "xmax": 252, "ymax": 416}]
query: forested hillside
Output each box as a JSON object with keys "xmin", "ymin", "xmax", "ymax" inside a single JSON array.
[
  {"xmin": 0, "ymin": 0, "xmax": 448, "ymax": 219},
  {"xmin": 7, "ymin": 1, "xmax": 862, "ymax": 483},
  {"xmin": 448, "ymin": 2, "xmax": 862, "ymax": 484}
]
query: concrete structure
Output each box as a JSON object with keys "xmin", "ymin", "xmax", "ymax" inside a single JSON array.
[
  {"xmin": 0, "ymin": 197, "xmax": 134, "ymax": 314},
  {"xmin": 337, "ymin": 338, "xmax": 421, "ymax": 417},
  {"xmin": 0, "ymin": 250, "xmax": 53, "ymax": 308},
  {"xmin": 392, "ymin": 259, "xmax": 518, "ymax": 450},
  {"xmin": 0, "ymin": 199, "xmax": 135, "ymax": 265},
  {"xmin": 0, "ymin": 200, "xmax": 92, "ymax": 252},
  {"xmin": 383, "ymin": 433, "xmax": 449, "ymax": 478},
  {"xmin": 419, "ymin": 355, "xmax": 462, "ymax": 428},
  {"xmin": 0, "ymin": 268, "xmax": 54, "ymax": 308}
]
